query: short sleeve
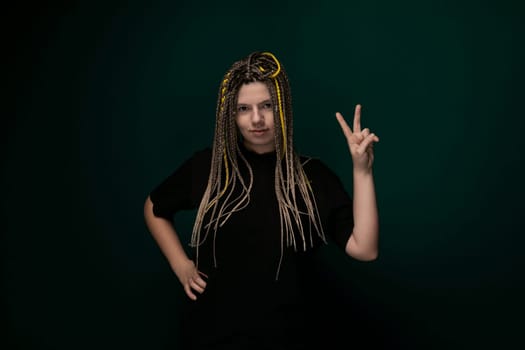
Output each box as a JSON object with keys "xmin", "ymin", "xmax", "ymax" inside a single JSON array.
[
  {"xmin": 303, "ymin": 158, "xmax": 354, "ymax": 251},
  {"xmin": 149, "ymin": 148, "xmax": 212, "ymax": 221}
]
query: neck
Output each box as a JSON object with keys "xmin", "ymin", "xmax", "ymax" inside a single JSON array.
[{"xmin": 242, "ymin": 141, "xmax": 276, "ymax": 155}]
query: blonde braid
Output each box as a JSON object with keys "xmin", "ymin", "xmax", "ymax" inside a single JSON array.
[{"xmin": 191, "ymin": 52, "xmax": 326, "ymax": 277}]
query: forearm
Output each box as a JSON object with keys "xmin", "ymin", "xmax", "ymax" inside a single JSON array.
[
  {"xmin": 143, "ymin": 196, "xmax": 191, "ymax": 270},
  {"xmin": 346, "ymin": 170, "xmax": 379, "ymax": 260}
]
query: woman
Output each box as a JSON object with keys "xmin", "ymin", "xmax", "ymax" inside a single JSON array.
[{"xmin": 144, "ymin": 51, "xmax": 379, "ymax": 349}]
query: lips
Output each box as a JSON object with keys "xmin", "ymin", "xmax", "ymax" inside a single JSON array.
[{"xmin": 250, "ymin": 129, "xmax": 269, "ymax": 135}]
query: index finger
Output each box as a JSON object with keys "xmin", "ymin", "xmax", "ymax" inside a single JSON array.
[
  {"xmin": 353, "ymin": 104, "xmax": 362, "ymax": 133},
  {"xmin": 336, "ymin": 112, "xmax": 353, "ymax": 138}
]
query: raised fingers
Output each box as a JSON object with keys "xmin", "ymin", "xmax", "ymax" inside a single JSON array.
[
  {"xmin": 353, "ymin": 104, "xmax": 362, "ymax": 134},
  {"xmin": 336, "ymin": 112, "xmax": 353, "ymax": 139}
]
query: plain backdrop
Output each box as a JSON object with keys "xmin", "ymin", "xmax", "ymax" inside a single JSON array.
[{"xmin": 4, "ymin": 1, "xmax": 524, "ymax": 349}]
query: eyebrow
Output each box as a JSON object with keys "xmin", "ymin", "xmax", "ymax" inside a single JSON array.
[{"xmin": 237, "ymin": 99, "xmax": 272, "ymax": 105}]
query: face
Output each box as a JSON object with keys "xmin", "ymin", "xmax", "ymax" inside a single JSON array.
[{"xmin": 235, "ymin": 81, "xmax": 276, "ymax": 154}]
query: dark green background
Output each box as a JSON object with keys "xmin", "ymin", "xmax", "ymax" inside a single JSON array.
[{"xmin": 5, "ymin": 1, "xmax": 524, "ymax": 349}]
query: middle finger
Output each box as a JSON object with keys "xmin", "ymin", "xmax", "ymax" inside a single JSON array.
[{"xmin": 353, "ymin": 104, "xmax": 362, "ymax": 133}]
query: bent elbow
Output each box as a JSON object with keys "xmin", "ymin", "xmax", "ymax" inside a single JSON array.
[
  {"xmin": 362, "ymin": 250, "xmax": 379, "ymax": 261},
  {"xmin": 346, "ymin": 244, "xmax": 379, "ymax": 261},
  {"xmin": 345, "ymin": 234, "xmax": 379, "ymax": 261}
]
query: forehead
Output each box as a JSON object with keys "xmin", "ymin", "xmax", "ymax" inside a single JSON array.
[{"xmin": 237, "ymin": 82, "xmax": 271, "ymax": 104}]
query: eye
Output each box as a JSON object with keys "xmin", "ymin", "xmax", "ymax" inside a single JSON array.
[
  {"xmin": 237, "ymin": 105, "xmax": 249, "ymax": 113},
  {"xmin": 262, "ymin": 102, "xmax": 273, "ymax": 110}
]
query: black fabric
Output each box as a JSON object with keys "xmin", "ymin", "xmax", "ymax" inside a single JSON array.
[{"xmin": 149, "ymin": 144, "xmax": 354, "ymax": 349}]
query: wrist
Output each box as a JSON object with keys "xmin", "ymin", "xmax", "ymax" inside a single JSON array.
[
  {"xmin": 169, "ymin": 254, "xmax": 192, "ymax": 272},
  {"xmin": 353, "ymin": 167, "xmax": 373, "ymax": 178}
]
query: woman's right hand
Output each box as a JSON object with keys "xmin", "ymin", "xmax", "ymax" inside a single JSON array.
[{"xmin": 173, "ymin": 259, "xmax": 208, "ymax": 301}]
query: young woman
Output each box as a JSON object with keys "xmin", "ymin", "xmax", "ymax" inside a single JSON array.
[{"xmin": 144, "ymin": 51, "xmax": 380, "ymax": 349}]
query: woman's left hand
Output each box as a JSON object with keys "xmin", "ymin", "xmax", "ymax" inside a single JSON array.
[{"xmin": 335, "ymin": 104, "xmax": 379, "ymax": 173}]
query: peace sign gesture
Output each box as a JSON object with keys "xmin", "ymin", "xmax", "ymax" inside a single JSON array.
[{"xmin": 335, "ymin": 104, "xmax": 379, "ymax": 173}]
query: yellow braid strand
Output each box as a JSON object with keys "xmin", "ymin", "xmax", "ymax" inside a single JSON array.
[
  {"xmin": 273, "ymin": 79, "xmax": 287, "ymax": 153},
  {"xmin": 262, "ymin": 52, "xmax": 281, "ymax": 78}
]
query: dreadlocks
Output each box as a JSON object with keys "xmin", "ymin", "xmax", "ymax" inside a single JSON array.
[{"xmin": 190, "ymin": 51, "xmax": 326, "ymax": 279}]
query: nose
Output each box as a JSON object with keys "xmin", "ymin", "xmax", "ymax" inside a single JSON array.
[{"xmin": 251, "ymin": 107, "xmax": 264, "ymax": 125}]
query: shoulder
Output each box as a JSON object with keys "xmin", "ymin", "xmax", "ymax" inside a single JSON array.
[
  {"xmin": 161, "ymin": 147, "xmax": 212, "ymax": 179},
  {"xmin": 298, "ymin": 154, "xmax": 353, "ymax": 215},
  {"xmin": 298, "ymin": 154, "xmax": 350, "ymax": 199},
  {"xmin": 299, "ymin": 154, "xmax": 339, "ymax": 180}
]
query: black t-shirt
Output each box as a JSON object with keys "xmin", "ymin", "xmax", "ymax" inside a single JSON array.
[{"xmin": 150, "ymin": 144, "xmax": 354, "ymax": 349}]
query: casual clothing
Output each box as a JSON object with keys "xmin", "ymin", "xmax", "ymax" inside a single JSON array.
[{"xmin": 150, "ymin": 144, "xmax": 354, "ymax": 349}]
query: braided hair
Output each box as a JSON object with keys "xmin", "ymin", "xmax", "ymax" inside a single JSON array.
[{"xmin": 191, "ymin": 51, "xmax": 326, "ymax": 278}]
